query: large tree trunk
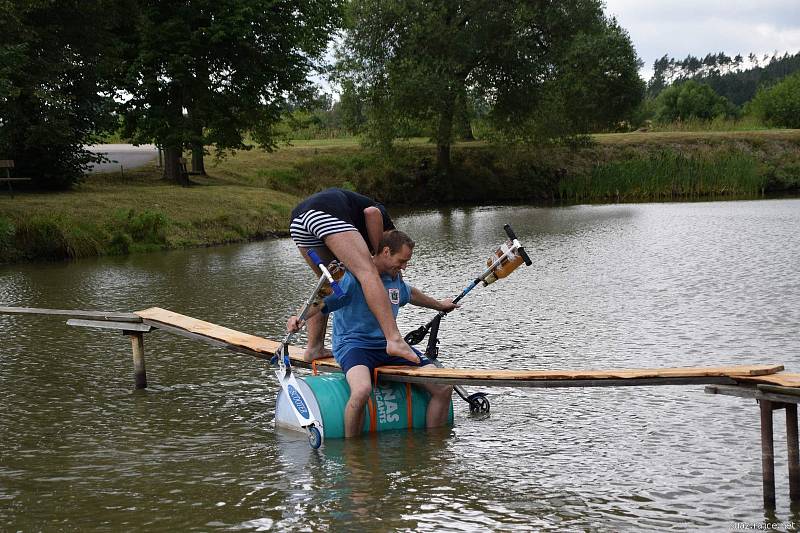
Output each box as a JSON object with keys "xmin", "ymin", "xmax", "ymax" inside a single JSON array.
[
  {"xmin": 454, "ymin": 90, "xmax": 474, "ymax": 141},
  {"xmin": 162, "ymin": 146, "xmax": 188, "ymax": 186},
  {"xmin": 191, "ymin": 141, "xmax": 205, "ymax": 175},
  {"xmin": 435, "ymin": 93, "xmax": 456, "ymax": 177},
  {"xmin": 436, "ymin": 143, "xmax": 451, "ymax": 178}
]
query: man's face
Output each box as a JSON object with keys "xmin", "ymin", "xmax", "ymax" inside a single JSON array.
[{"xmin": 380, "ymin": 244, "xmax": 413, "ymax": 278}]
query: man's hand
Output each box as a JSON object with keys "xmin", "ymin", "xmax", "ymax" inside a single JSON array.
[
  {"xmin": 286, "ymin": 315, "xmax": 305, "ymax": 333},
  {"xmin": 437, "ymin": 299, "xmax": 460, "ymax": 313}
]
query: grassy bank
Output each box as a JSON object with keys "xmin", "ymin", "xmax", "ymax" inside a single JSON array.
[
  {"xmin": 1, "ymin": 130, "xmax": 799, "ymax": 262},
  {"xmin": 235, "ymin": 130, "xmax": 800, "ymax": 204}
]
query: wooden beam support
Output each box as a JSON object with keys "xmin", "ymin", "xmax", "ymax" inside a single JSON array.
[
  {"xmin": 787, "ymin": 404, "xmax": 800, "ymax": 502},
  {"xmin": 761, "ymin": 399, "xmax": 776, "ymax": 509},
  {"xmin": 129, "ymin": 332, "xmax": 147, "ymax": 389},
  {"xmin": 67, "ymin": 319, "xmax": 152, "ymax": 332},
  {"xmin": 0, "ymin": 307, "xmax": 142, "ymax": 322},
  {"xmin": 705, "ymin": 385, "xmax": 800, "ymax": 405}
]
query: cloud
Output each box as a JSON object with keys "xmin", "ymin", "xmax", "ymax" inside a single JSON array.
[{"xmin": 604, "ymin": 0, "xmax": 800, "ymax": 78}]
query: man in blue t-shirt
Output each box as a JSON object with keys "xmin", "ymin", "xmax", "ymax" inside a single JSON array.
[{"xmin": 287, "ymin": 230, "xmax": 458, "ymax": 438}]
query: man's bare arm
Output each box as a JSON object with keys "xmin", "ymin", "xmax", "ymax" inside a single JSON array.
[
  {"xmin": 363, "ymin": 206, "xmax": 384, "ymax": 253},
  {"xmin": 286, "ymin": 301, "xmax": 324, "ymax": 333},
  {"xmin": 409, "ymin": 287, "xmax": 460, "ymax": 312}
]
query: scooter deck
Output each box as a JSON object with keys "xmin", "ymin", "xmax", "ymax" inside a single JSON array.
[{"xmin": 135, "ymin": 307, "xmax": 787, "ymax": 388}]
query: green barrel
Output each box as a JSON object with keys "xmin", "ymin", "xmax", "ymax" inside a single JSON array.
[{"xmin": 302, "ymin": 374, "xmax": 453, "ymax": 439}]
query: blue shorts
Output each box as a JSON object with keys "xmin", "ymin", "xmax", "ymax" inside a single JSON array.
[{"xmin": 336, "ymin": 346, "xmax": 432, "ymax": 377}]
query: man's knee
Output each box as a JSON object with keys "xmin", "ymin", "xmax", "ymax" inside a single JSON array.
[
  {"xmin": 349, "ymin": 381, "xmax": 373, "ymax": 405},
  {"xmin": 432, "ymin": 384, "xmax": 453, "ymax": 400}
]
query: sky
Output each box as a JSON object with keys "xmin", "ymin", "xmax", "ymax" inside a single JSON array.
[{"xmin": 603, "ymin": 0, "xmax": 800, "ymax": 79}]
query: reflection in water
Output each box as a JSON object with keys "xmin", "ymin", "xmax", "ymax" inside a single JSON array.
[{"xmin": 2, "ymin": 199, "xmax": 800, "ymax": 530}]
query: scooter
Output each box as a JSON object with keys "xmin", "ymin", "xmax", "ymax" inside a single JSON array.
[
  {"xmin": 273, "ymin": 249, "xmax": 344, "ymax": 449},
  {"xmin": 404, "ymin": 224, "xmax": 532, "ymax": 414}
]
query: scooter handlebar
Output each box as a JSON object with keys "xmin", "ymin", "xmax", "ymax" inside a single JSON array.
[
  {"xmin": 306, "ymin": 249, "xmax": 345, "ymax": 298},
  {"xmin": 330, "ymin": 280, "xmax": 345, "ymax": 298},
  {"xmin": 503, "ymin": 224, "xmax": 532, "ymax": 266},
  {"xmin": 306, "ymin": 249, "xmax": 324, "ymax": 267}
]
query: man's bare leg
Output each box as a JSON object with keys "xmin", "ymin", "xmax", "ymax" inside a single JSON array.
[
  {"xmin": 297, "ymin": 245, "xmax": 335, "ymax": 361},
  {"xmin": 421, "ymin": 383, "xmax": 454, "ymax": 428},
  {"xmin": 324, "ymin": 231, "xmax": 417, "ymax": 362},
  {"xmin": 344, "ymin": 366, "xmax": 373, "ymax": 438}
]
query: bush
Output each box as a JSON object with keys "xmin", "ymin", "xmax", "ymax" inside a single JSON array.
[
  {"xmin": 748, "ymin": 72, "xmax": 800, "ymax": 128},
  {"xmin": 654, "ymin": 80, "xmax": 739, "ymax": 123},
  {"xmin": 0, "ymin": 217, "xmax": 16, "ymax": 258},
  {"xmin": 109, "ymin": 209, "xmax": 169, "ymax": 249}
]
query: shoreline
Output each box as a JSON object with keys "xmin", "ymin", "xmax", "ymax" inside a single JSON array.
[{"xmin": 2, "ymin": 130, "xmax": 799, "ymax": 264}]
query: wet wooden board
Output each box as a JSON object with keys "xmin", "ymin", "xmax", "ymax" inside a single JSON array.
[
  {"xmin": 134, "ymin": 307, "xmax": 788, "ymax": 386},
  {"xmin": 736, "ymin": 373, "xmax": 800, "ymax": 388},
  {"xmin": 0, "ymin": 306, "xmax": 142, "ymax": 322}
]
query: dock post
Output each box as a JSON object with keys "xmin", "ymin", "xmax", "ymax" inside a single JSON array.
[
  {"xmin": 760, "ymin": 399, "xmax": 776, "ymax": 509},
  {"xmin": 129, "ymin": 332, "xmax": 147, "ymax": 389},
  {"xmin": 787, "ymin": 404, "xmax": 800, "ymax": 502}
]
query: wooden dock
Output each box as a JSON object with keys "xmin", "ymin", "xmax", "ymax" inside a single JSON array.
[{"xmin": 2, "ymin": 304, "xmax": 799, "ymax": 508}]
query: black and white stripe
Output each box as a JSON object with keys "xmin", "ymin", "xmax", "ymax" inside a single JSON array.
[{"xmin": 290, "ymin": 210, "xmax": 357, "ymax": 247}]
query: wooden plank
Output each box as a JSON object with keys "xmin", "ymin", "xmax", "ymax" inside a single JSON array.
[
  {"xmin": 297, "ymin": 355, "xmax": 781, "ymax": 380},
  {"xmin": 0, "ymin": 160, "xmax": 13, "ymax": 168},
  {"xmin": 136, "ymin": 307, "xmax": 281, "ymax": 356},
  {"xmin": 1, "ymin": 307, "xmax": 142, "ymax": 322},
  {"xmin": 378, "ymin": 375, "xmax": 738, "ymax": 388},
  {"xmin": 67, "ymin": 319, "xmax": 152, "ymax": 332},
  {"xmin": 738, "ymin": 374, "xmax": 800, "ymax": 388},
  {"xmin": 135, "ymin": 307, "xmax": 786, "ymax": 385},
  {"xmin": 365, "ymin": 363, "xmax": 784, "ymax": 381},
  {"xmin": 140, "ymin": 318, "xmax": 279, "ymax": 360}
]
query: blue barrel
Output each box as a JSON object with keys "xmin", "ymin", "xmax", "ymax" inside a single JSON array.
[{"xmin": 275, "ymin": 373, "xmax": 453, "ymax": 440}]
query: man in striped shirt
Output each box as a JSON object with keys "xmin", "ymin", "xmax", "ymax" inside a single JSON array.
[{"xmin": 289, "ymin": 188, "xmax": 418, "ymax": 363}]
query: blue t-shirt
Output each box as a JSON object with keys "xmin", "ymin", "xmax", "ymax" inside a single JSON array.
[{"xmin": 323, "ymin": 271, "xmax": 412, "ymax": 358}]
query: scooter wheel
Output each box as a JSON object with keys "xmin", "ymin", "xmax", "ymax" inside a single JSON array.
[
  {"xmin": 468, "ymin": 394, "xmax": 490, "ymax": 414},
  {"xmin": 307, "ymin": 425, "xmax": 322, "ymax": 449}
]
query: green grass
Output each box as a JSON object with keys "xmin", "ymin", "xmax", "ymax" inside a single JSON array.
[
  {"xmin": 592, "ymin": 128, "xmax": 800, "ymax": 145},
  {"xmin": 646, "ymin": 116, "xmax": 770, "ymax": 133},
  {"xmin": 0, "ymin": 162, "xmax": 298, "ymax": 261}
]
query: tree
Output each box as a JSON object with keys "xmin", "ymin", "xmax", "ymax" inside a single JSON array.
[
  {"xmin": 119, "ymin": 0, "xmax": 341, "ymax": 184},
  {"xmin": 338, "ymin": 0, "xmax": 643, "ymax": 175},
  {"xmin": 532, "ymin": 18, "xmax": 645, "ymax": 136},
  {"xmin": 748, "ymin": 71, "xmax": 800, "ymax": 128},
  {"xmin": 337, "ymin": 80, "xmax": 367, "ymax": 135},
  {"xmin": 653, "ymin": 80, "xmax": 738, "ymax": 123},
  {"xmin": 0, "ymin": 0, "xmax": 121, "ymax": 189}
]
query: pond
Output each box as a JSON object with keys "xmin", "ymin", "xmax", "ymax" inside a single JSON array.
[{"xmin": 2, "ymin": 198, "xmax": 799, "ymax": 531}]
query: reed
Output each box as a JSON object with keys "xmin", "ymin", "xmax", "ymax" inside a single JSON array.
[{"xmin": 558, "ymin": 149, "xmax": 765, "ymax": 202}]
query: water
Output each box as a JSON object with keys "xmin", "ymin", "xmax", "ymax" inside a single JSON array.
[{"xmin": 2, "ymin": 199, "xmax": 799, "ymax": 531}]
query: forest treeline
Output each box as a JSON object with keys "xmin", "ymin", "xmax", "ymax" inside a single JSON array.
[
  {"xmin": 282, "ymin": 50, "xmax": 800, "ymax": 140},
  {"xmin": 647, "ymin": 51, "xmax": 800, "ymax": 104}
]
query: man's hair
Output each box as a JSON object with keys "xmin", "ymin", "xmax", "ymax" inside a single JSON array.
[{"xmin": 378, "ymin": 229, "xmax": 415, "ymax": 254}]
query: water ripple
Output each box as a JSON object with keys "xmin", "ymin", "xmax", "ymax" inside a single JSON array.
[{"xmin": 1, "ymin": 199, "xmax": 799, "ymax": 530}]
